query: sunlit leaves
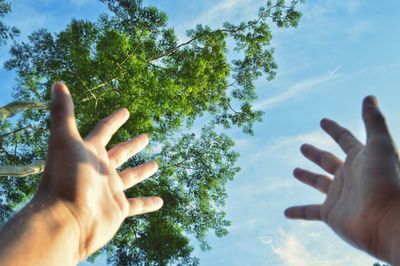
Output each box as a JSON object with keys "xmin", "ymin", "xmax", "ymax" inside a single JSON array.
[{"xmin": 1, "ymin": 0, "xmax": 303, "ymax": 264}]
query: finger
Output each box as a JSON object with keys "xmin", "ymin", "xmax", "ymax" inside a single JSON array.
[
  {"xmin": 362, "ymin": 96, "xmax": 398, "ymax": 156},
  {"xmin": 320, "ymin": 118, "xmax": 362, "ymax": 154},
  {"xmin": 128, "ymin": 196, "xmax": 163, "ymax": 216},
  {"xmin": 86, "ymin": 108, "xmax": 130, "ymax": 147},
  {"xmin": 362, "ymin": 96, "xmax": 390, "ymax": 139},
  {"xmin": 300, "ymin": 144, "xmax": 342, "ymax": 175},
  {"xmin": 293, "ymin": 168, "xmax": 332, "ymax": 194},
  {"xmin": 119, "ymin": 161, "xmax": 158, "ymax": 189},
  {"xmin": 108, "ymin": 134, "xmax": 149, "ymax": 168},
  {"xmin": 50, "ymin": 83, "xmax": 80, "ymax": 139},
  {"xmin": 284, "ymin": 205, "xmax": 322, "ymax": 221}
]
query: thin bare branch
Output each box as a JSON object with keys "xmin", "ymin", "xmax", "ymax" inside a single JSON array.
[
  {"xmin": 0, "ymin": 125, "xmax": 33, "ymax": 142},
  {"xmin": 0, "ymin": 101, "xmax": 47, "ymax": 120},
  {"xmin": 0, "ymin": 160, "xmax": 45, "ymax": 177},
  {"xmin": 149, "ymin": 37, "xmax": 197, "ymax": 63},
  {"xmin": 148, "ymin": 2, "xmax": 287, "ymax": 62}
]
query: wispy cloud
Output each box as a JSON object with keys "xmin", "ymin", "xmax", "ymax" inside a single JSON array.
[
  {"xmin": 236, "ymin": 129, "xmax": 342, "ymax": 171},
  {"xmin": 192, "ymin": 0, "xmax": 258, "ymax": 27},
  {"xmin": 253, "ymin": 67, "xmax": 341, "ymax": 110},
  {"xmin": 236, "ymin": 121, "xmax": 366, "ymax": 173},
  {"xmin": 256, "ymin": 130, "xmax": 336, "ymax": 157}
]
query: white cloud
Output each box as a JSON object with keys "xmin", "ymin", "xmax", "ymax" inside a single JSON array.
[
  {"xmin": 267, "ymin": 228, "xmax": 380, "ymax": 266},
  {"xmin": 271, "ymin": 229, "xmax": 314, "ymax": 266},
  {"xmin": 192, "ymin": 0, "xmax": 258, "ymax": 27},
  {"xmin": 253, "ymin": 67, "xmax": 341, "ymax": 110}
]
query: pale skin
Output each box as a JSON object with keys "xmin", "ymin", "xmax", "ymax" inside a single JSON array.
[
  {"xmin": 0, "ymin": 83, "xmax": 163, "ymax": 265},
  {"xmin": 285, "ymin": 96, "xmax": 400, "ymax": 264}
]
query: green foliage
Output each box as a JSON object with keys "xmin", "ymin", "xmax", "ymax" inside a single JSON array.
[
  {"xmin": 0, "ymin": 0, "xmax": 19, "ymax": 47},
  {"xmin": 1, "ymin": 0, "xmax": 303, "ymax": 264}
]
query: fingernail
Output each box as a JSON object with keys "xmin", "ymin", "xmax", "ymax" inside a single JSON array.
[
  {"xmin": 140, "ymin": 133, "xmax": 149, "ymax": 142},
  {"xmin": 151, "ymin": 160, "xmax": 159, "ymax": 170},
  {"xmin": 320, "ymin": 118, "xmax": 328, "ymax": 128},
  {"xmin": 157, "ymin": 197, "xmax": 164, "ymax": 207},
  {"xmin": 51, "ymin": 82, "xmax": 67, "ymax": 99},
  {"xmin": 121, "ymin": 108, "xmax": 130, "ymax": 117},
  {"xmin": 365, "ymin": 95, "xmax": 378, "ymax": 106},
  {"xmin": 300, "ymin": 144, "xmax": 308, "ymax": 152},
  {"xmin": 293, "ymin": 168, "xmax": 302, "ymax": 176}
]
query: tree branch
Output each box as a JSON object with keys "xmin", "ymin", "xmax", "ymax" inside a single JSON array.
[
  {"xmin": 148, "ymin": 2, "xmax": 288, "ymax": 62},
  {"xmin": 227, "ymin": 102, "xmax": 240, "ymax": 114},
  {"xmin": 149, "ymin": 37, "xmax": 197, "ymax": 63},
  {"xmin": 82, "ymin": 30, "xmax": 147, "ymax": 99},
  {"xmin": 0, "ymin": 125, "xmax": 33, "ymax": 142},
  {"xmin": 0, "ymin": 101, "xmax": 47, "ymax": 120},
  {"xmin": 0, "ymin": 160, "xmax": 45, "ymax": 177}
]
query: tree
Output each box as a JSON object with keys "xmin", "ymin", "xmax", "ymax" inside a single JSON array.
[
  {"xmin": 1, "ymin": 0, "xmax": 304, "ymax": 264},
  {"xmin": 0, "ymin": 0, "xmax": 19, "ymax": 47}
]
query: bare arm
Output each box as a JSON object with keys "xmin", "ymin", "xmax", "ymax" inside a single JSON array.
[{"xmin": 0, "ymin": 83, "xmax": 163, "ymax": 265}]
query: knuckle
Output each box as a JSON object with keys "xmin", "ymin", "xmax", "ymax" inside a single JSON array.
[
  {"xmin": 311, "ymin": 175, "xmax": 319, "ymax": 188},
  {"xmin": 372, "ymin": 109, "xmax": 386, "ymax": 122},
  {"xmin": 99, "ymin": 117, "xmax": 112, "ymax": 130},
  {"xmin": 302, "ymin": 207, "xmax": 307, "ymax": 219},
  {"xmin": 336, "ymin": 129, "xmax": 351, "ymax": 144},
  {"xmin": 366, "ymin": 107, "xmax": 386, "ymax": 123},
  {"xmin": 321, "ymin": 152, "xmax": 338, "ymax": 173}
]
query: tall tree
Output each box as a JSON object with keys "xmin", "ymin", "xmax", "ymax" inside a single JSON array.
[{"xmin": 1, "ymin": 0, "xmax": 304, "ymax": 264}]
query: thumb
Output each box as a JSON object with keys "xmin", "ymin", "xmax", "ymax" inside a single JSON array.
[
  {"xmin": 362, "ymin": 96, "xmax": 395, "ymax": 148},
  {"xmin": 50, "ymin": 83, "xmax": 80, "ymax": 139}
]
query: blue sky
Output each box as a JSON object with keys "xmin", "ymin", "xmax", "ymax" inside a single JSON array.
[{"xmin": 2, "ymin": 0, "xmax": 400, "ymax": 265}]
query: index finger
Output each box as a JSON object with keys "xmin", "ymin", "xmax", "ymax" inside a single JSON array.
[
  {"xmin": 300, "ymin": 144, "xmax": 342, "ymax": 175},
  {"xmin": 320, "ymin": 118, "xmax": 362, "ymax": 154},
  {"xmin": 108, "ymin": 134, "xmax": 149, "ymax": 168},
  {"xmin": 85, "ymin": 108, "xmax": 130, "ymax": 147}
]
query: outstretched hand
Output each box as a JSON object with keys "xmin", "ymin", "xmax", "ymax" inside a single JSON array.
[
  {"xmin": 285, "ymin": 96, "xmax": 400, "ymax": 263},
  {"xmin": 36, "ymin": 83, "xmax": 163, "ymax": 260}
]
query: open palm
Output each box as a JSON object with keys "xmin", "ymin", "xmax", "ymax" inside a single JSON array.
[
  {"xmin": 285, "ymin": 96, "xmax": 400, "ymax": 260},
  {"xmin": 36, "ymin": 83, "xmax": 163, "ymax": 260}
]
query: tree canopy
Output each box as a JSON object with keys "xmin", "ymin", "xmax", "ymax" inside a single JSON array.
[
  {"xmin": 0, "ymin": 0, "xmax": 304, "ymax": 264},
  {"xmin": 0, "ymin": 0, "xmax": 19, "ymax": 47}
]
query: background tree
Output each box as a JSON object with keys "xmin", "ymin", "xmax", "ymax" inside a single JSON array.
[
  {"xmin": 0, "ymin": 0, "xmax": 19, "ymax": 47},
  {"xmin": 1, "ymin": 0, "xmax": 304, "ymax": 264}
]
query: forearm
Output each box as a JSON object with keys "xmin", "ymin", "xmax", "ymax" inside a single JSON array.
[{"xmin": 0, "ymin": 197, "xmax": 80, "ymax": 266}]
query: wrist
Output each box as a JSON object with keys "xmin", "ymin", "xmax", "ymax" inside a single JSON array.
[
  {"xmin": 28, "ymin": 194, "xmax": 82, "ymax": 263},
  {"xmin": 0, "ymin": 194, "xmax": 82, "ymax": 266},
  {"xmin": 375, "ymin": 198, "xmax": 400, "ymax": 265}
]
